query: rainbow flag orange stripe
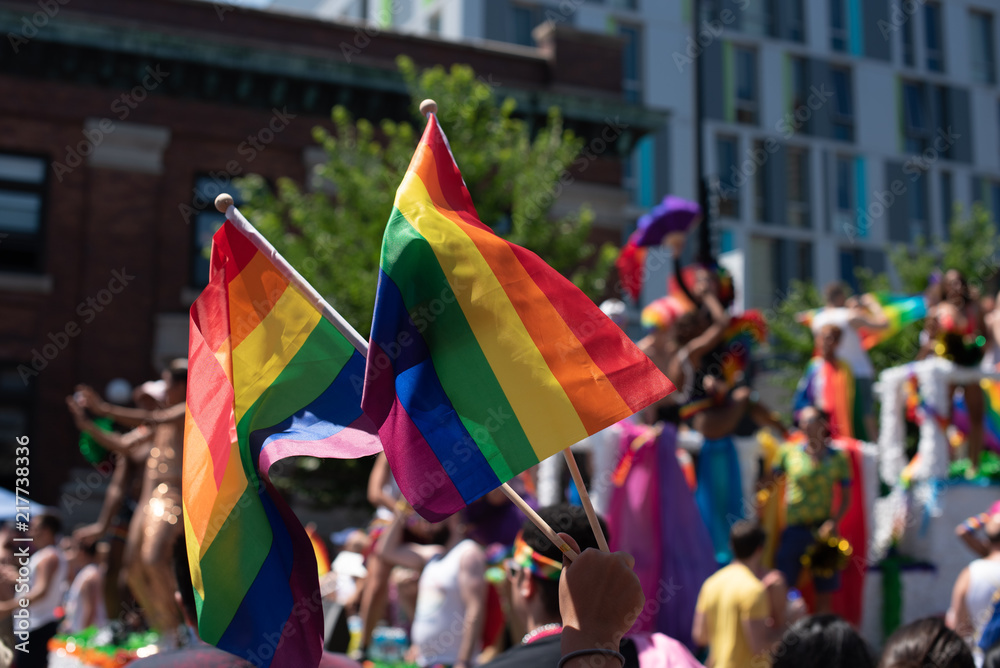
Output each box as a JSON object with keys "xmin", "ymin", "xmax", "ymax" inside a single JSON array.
[
  {"xmin": 183, "ymin": 216, "xmax": 381, "ymax": 667},
  {"xmin": 362, "ymin": 114, "xmax": 674, "ymax": 521}
]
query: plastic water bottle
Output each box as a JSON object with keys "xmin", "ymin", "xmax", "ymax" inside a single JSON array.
[
  {"xmin": 370, "ymin": 626, "xmax": 408, "ymax": 662},
  {"xmin": 346, "ymin": 615, "xmax": 362, "ymax": 656}
]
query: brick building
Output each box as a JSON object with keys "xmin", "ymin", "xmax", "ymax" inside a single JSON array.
[{"xmin": 0, "ymin": 0, "xmax": 663, "ymax": 503}]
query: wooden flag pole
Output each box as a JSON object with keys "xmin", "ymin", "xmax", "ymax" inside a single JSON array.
[
  {"xmin": 500, "ymin": 483, "xmax": 578, "ymax": 562},
  {"xmin": 214, "ymin": 193, "xmax": 370, "ymax": 357},
  {"xmin": 562, "ymin": 449, "xmax": 611, "ymax": 553}
]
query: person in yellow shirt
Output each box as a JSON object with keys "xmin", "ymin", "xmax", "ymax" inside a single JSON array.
[{"xmin": 692, "ymin": 521, "xmax": 785, "ymax": 668}]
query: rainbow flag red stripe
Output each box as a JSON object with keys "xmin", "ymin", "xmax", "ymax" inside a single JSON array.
[
  {"xmin": 183, "ymin": 215, "xmax": 381, "ymax": 667},
  {"xmin": 362, "ymin": 114, "xmax": 674, "ymax": 521}
]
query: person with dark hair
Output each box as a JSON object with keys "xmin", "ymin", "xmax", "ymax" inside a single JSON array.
[
  {"xmin": 770, "ymin": 614, "xmax": 873, "ymax": 668},
  {"xmin": 984, "ymin": 639, "xmax": 1000, "ymax": 668},
  {"xmin": 692, "ymin": 521, "xmax": 784, "ymax": 667},
  {"xmin": 0, "ymin": 514, "xmax": 67, "ymax": 668},
  {"xmin": 484, "ymin": 504, "xmax": 614, "ymax": 668},
  {"xmin": 375, "ymin": 504, "xmax": 485, "ymax": 668},
  {"xmin": 792, "ymin": 325, "xmax": 857, "ymax": 440},
  {"xmin": 809, "ymin": 281, "xmax": 888, "ymax": 440},
  {"xmin": 879, "ymin": 617, "xmax": 973, "ymax": 668},
  {"xmin": 770, "ymin": 406, "xmax": 852, "ymax": 614},
  {"xmin": 918, "ymin": 269, "xmax": 987, "ymax": 472},
  {"xmin": 61, "ymin": 538, "xmax": 106, "ymax": 633},
  {"xmin": 946, "ymin": 513, "xmax": 1000, "ymax": 657}
]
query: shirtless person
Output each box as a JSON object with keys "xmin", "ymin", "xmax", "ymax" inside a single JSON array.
[
  {"xmin": 69, "ymin": 383, "xmax": 158, "ymax": 632},
  {"xmin": 68, "ymin": 360, "xmax": 187, "ymax": 646}
]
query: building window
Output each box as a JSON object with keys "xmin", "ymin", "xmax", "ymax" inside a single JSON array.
[
  {"xmin": 0, "ymin": 366, "xmax": 34, "ymax": 487},
  {"xmin": 0, "ymin": 153, "xmax": 47, "ymax": 275},
  {"xmin": 785, "ymin": 0, "xmax": 805, "ymax": 42},
  {"xmin": 787, "ymin": 146, "xmax": 810, "ymax": 228},
  {"xmin": 748, "ymin": 237, "xmax": 812, "ymax": 306},
  {"xmin": 742, "ymin": 0, "xmax": 773, "ymax": 37},
  {"xmin": 754, "ymin": 140, "xmax": 768, "ymax": 223},
  {"xmin": 619, "ymin": 24, "xmax": 642, "ymax": 104},
  {"xmin": 830, "ymin": 0, "xmax": 848, "ymax": 52},
  {"xmin": 980, "ymin": 178, "xmax": 1000, "ymax": 228},
  {"xmin": 839, "ymin": 248, "xmax": 885, "ymax": 293},
  {"xmin": 788, "ymin": 56, "xmax": 809, "ymax": 134},
  {"xmin": 971, "ymin": 11, "xmax": 996, "ymax": 84},
  {"xmin": 902, "ymin": 81, "xmax": 929, "ymax": 154},
  {"xmin": 902, "ymin": 9, "xmax": 915, "ymax": 66},
  {"xmin": 776, "ymin": 239, "xmax": 813, "ymax": 295},
  {"xmin": 925, "ymin": 2, "xmax": 945, "ymax": 72},
  {"xmin": 830, "ymin": 67, "xmax": 854, "ymax": 142},
  {"xmin": 511, "ymin": 5, "xmax": 537, "ymax": 46},
  {"xmin": 716, "ymin": 135, "xmax": 740, "ymax": 219},
  {"xmin": 940, "ymin": 170, "xmax": 953, "ymax": 238},
  {"xmin": 734, "ymin": 45, "xmax": 758, "ymax": 124},
  {"xmin": 834, "ymin": 155, "xmax": 856, "ymax": 238},
  {"xmin": 908, "ymin": 169, "xmax": 929, "ymax": 241},
  {"xmin": 190, "ymin": 176, "xmax": 245, "ymax": 287},
  {"xmin": 701, "ymin": 0, "xmax": 724, "ymax": 24},
  {"xmin": 428, "ymin": 11, "xmax": 441, "ymax": 35}
]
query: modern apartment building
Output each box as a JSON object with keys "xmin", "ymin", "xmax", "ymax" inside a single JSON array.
[{"xmin": 260, "ymin": 0, "xmax": 1000, "ymax": 309}]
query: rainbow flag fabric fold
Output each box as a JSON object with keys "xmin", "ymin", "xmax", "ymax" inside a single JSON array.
[
  {"xmin": 183, "ymin": 216, "xmax": 382, "ymax": 668},
  {"xmin": 362, "ymin": 114, "xmax": 675, "ymax": 521},
  {"xmin": 797, "ymin": 293, "xmax": 926, "ymax": 350},
  {"xmin": 859, "ymin": 293, "xmax": 927, "ymax": 349}
]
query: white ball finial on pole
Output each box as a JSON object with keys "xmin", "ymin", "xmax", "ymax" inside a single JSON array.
[
  {"xmin": 419, "ymin": 99, "xmax": 438, "ymax": 117},
  {"xmin": 215, "ymin": 193, "xmax": 234, "ymax": 213}
]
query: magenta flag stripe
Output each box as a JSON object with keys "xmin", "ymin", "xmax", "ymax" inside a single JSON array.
[{"xmin": 380, "ymin": 398, "xmax": 465, "ymax": 522}]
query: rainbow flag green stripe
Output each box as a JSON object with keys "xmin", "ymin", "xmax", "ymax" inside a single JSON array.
[
  {"xmin": 184, "ymin": 216, "xmax": 382, "ymax": 667},
  {"xmin": 362, "ymin": 114, "xmax": 674, "ymax": 521}
]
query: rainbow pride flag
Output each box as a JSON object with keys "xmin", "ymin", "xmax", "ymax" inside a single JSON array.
[
  {"xmin": 952, "ymin": 380, "xmax": 1000, "ymax": 454},
  {"xmin": 797, "ymin": 293, "xmax": 926, "ymax": 350},
  {"xmin": 362, "ymin": 113, "xmax": 674, "ymax": 521},
  {"xmin": 792, "ymin": 357, "xmax": 856, "ymax": 439},
  {"xmin": 183, "ymin": 212, "xmax": 382, "ymax": 667}
]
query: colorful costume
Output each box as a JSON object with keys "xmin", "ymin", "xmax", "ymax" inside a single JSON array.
[
  {"xmin": 609, "ymin": 422, "xmax": 716, "ymax": 650},
  {"xmin": 792, "ymin": 357, "xmax": 857, "ymax": 439},
  {"xmin": 772, "ymin": 440, "xmax": 853, "ymax": 594}
]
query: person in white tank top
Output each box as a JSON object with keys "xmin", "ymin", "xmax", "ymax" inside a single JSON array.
[
  {"xmin": 0, "ymin": 514, "xmax": 67, "ymax": 668},
  {"xmin": 61, "ymin": 539, "xmax": 107, "ymax": 634},
  {"xmin": 375, "ymin": 505, "xmax": 486, "ymax": 667},
  {"xmin": 947, "ymin": 513, "xmax": 1000, "ymax": 658}
]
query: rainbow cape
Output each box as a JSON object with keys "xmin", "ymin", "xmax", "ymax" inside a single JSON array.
[
  {"xmin": 362, "ymin": 113, "xmax": 674, "ymax": 521},
  {"xmin": 797, "ymin": 293, "xmax": 926, "ymax": 350},
  {"xmin": 183, "ymin": 213, "xmax": 382, "ymax": 667},
  {"xmin": 792, "ymin": 357, "xmax": 856, "ymax": 439}
]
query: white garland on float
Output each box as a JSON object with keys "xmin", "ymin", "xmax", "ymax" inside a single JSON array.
[{"xmin": 876, "ymin": 357, "xmax": 1000, "ymax": 485}]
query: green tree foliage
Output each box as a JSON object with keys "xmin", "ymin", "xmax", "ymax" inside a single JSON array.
[
  {"xmin": 236, "ymin": 56, "xmax": 616, "ymax": 508},
  {"xmin": 239, "ymin": 55, "xmax": 613, "ymax": 341},
  {"xmin": 766, "ymin": 205, "xmax": 1000, "ymax": 418}
]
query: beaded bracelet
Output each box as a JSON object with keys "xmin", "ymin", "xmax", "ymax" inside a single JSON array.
[
  {"xmin": 556, "ymin": 649, "xmax": 625, "ymax": 668},
  {"xmin": 960, "ymin": 512, "xmax": 991, "ymax": 533}
]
